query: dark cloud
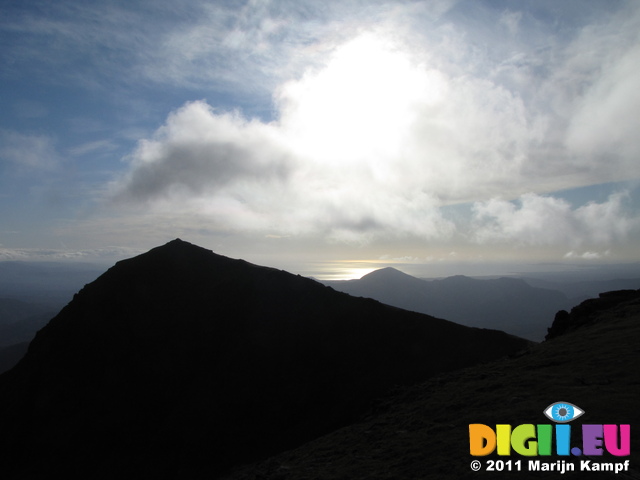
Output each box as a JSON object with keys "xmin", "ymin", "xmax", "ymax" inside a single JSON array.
[
  {"xmin": 119, "ymin": 140, "xmax": 291, "ymax": 201},
  {"xmin": 112, "ymin": 101, "xmax": 292, "ymax": 202}
]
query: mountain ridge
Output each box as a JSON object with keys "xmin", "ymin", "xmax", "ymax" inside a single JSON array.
[
  {"xmin": 360, "ymin": 266, "xmax": 419, "ymax": 283},
  {"xmin": 325, "ymin": 268, "xmax": 570, "ymax": 340},
  {"xmin": 0, "ymin": 239, "xmax": 530, "ymax": 479}
]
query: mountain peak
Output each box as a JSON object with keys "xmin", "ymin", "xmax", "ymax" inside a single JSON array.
[
  {"xmin": 165, "ymin": 237, "xmax": 189, "ymax": 247},
  {"xmin": 361, "ymin": 267, "xmax": 417, "ymax": 282},
  {"xmin": 0, "ymin": 241, "xmax": 530, "ymax": 478},
  {"xmin": 150, "ymin": 237, "xmax": 213, "ymax": 255},
  {"xmin": 115, "ymin": 238, "xmax": 240, "ymax": 274}
]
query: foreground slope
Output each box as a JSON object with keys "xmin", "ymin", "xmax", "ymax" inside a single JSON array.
[
  {"xmin": 224, "ymin": 289, "xmax": 640, "ymax": 479},
  {"xmin": 0, "ymin": 240, "xmax": 529, "ymax": 479}
]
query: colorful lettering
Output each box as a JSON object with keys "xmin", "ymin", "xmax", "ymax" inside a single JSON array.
[{"xmin": 469, "ymin": 423, "xmax": 630, "ymax": 457}]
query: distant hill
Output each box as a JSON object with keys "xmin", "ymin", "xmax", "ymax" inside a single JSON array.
[
  {"xmin": 224, "ymin": 289, "xmax": 640, "ymax": 479},
  {"xmin": 325, "ymin": 268, "xmax": 570, "ymax": 340},
  {"xmin": 0, "ymin": 239, "xmax": 530, "ymax": 479}
]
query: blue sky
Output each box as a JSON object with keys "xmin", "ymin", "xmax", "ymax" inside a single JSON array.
[{"xmin": 1, "ymin": 0, "xmax": 639, "ymax": 278}]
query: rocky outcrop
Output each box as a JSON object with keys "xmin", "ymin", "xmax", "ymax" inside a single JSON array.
[{"xmin": 546, "ymin": 289, "xmax": 640, "ymax": 340}]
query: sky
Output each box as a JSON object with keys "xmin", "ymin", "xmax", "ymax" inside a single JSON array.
[{"xmin": 1, "ymin": 0, "xmax": 639, "ymax": 279}]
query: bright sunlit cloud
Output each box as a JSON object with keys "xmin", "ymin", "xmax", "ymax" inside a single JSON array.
[
  {"xmin": 2, "ymin": 0, "xmax": 640, "ymax": 269},
  {"xmin": 277, "ymin": 34, "xmax": 443, "ymax": 164},
  {"xmin": 471, "ymin": 192, "xmax": 640, "ymax": 247},
  {"xmin": 110, "ymin": 17, "xmax": 640, "ymax": 254}
]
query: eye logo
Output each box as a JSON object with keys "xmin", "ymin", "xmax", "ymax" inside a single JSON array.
[{"xmin": 543, "ymin": 402, "xmax": 584, "ymax": 423}]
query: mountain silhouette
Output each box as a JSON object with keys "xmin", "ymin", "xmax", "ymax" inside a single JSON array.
[
  {"xmin": 0, "ymin": 239, "xmax": 530, "ymax": 479},
  {"xmin": 325, "ymin": 268, "xmax": 569, "ymax": 340},
  {"xmin": 224, "ymin": 288, "xmax": 640, "ymax": 479},
  {"xmin": 361, "ymin": 266, "xmax": 419, "ymax": 284}
]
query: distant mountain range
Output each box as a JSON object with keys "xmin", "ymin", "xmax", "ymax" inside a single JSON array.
[
  {"xmin": 0, "ymin": 240, "xmax": 530, "ymax": 479},
  {"xmin": 2, "ymin": 257, "xmax": 639, "ymax": 371},
  {"xmin": 324, "ymin": 267, "xmax": 570, "ymax": 340}
]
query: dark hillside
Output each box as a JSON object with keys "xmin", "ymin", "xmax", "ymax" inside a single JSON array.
[
  {"xmin": 224, "ymin": 290, "xmax": 640, "ymax": 479},
  {"xmin": 0, "ymin": 240, "xmax": 529, "ymax": 479}
]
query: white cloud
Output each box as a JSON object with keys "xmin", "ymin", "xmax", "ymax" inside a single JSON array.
[
  {"xmin": 4, "ymin": 0, "xmax": 640, "ymax": 268},
  {"xmin": 68, "ymin": 139, "xmax": 118, "ymax": 157},
  {"xmin": 83, "ymin": 2, "xmax": 638, "ymax": 251},
  {"xmin": 574, "ymin": 193, "xmax": 639, "ymax": 245},
  {"xmin": 0, "ymin": 130, "xmax": 59, "ymax": 171},
  {"xmin": 563, "ymin": 250, "xmax": 610, "ymax": 260},
  {"xmin": 112, "ymin": 101, "xmax": 293, "ymax": 202},
  {"xmin": 109, "ymin": 98, "xmax": 456, "ymax": 244},
  {"xmin": 379, "ymin": 255, "xmax": 421, "ymax": 262},
  {"xmin": 565, "ymin": 42, "xmax": 640, "ymax": 167},
  {"xmin": 150, "ymin": 0, "xmax": 459, "ymax": 93},
  {"xmin": 109, "ymin": 5, "xmax": 640, "ymax": 245},
  {"xmin": 0, "ymin": 245, "xmax": 141, "ymax": 262},
  {"xmin": 472, "ymin": 192, "xmax": 640, "ymax": 248}
]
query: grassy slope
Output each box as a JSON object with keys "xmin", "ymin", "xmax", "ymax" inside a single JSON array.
[{"xmin": 224, "ymin": 294, "xmax": 640, "ymax": 479}]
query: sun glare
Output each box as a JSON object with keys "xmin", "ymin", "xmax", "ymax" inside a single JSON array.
[
  {"xmin": 279, "ymin": 33, "xmax": 446, "ymax": 167},
  {"xmin": 307, "ymin": 261, "xmax": 379, "ymax": 281}
]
